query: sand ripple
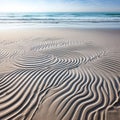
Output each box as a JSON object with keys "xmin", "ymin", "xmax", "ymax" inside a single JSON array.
[{"xmin": 0, "ymin": 38, "xmax": 120, "ymax": 120}]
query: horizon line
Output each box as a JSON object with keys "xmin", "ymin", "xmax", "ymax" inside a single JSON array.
[{"xmin": 0, "ymin": 11, "xmax": 120, "ymax": 13}]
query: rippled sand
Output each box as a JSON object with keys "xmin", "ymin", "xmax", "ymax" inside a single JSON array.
[{"xmin": 0, "ymin": 28, "xmax": 120, "ymax": 120}]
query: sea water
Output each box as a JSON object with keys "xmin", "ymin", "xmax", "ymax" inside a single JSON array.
[{"xmin": 0, "ymin": 12, "xmax": 120, "ymax": 29}]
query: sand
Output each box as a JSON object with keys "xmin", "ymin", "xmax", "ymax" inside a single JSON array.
[{"xmin": 0, "ymin": 28, "xmax": 120, "ymax": 120}]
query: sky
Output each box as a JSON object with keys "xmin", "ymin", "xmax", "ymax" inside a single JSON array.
[{"xmin": 0, "ymin": 0, "xmax": 120, "ymax": 12}]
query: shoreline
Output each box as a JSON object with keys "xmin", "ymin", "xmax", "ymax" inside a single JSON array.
[
  {"xmin": 1, "ymin": 26, "xmax": 120, "ymax": 31},
  {"xmin": 1, "ymin": 25, "xmax": 120, "ymax": 30}
]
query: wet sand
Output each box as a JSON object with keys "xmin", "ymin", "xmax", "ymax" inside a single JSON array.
[{"xmin": 0, "ymin": 28, "xmax": 120, "ymax": 120}]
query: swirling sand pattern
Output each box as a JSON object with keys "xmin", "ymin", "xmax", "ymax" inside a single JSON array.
[{"xmin": 0, "ymin": 38, "xmax": 120, "ymax": 120}]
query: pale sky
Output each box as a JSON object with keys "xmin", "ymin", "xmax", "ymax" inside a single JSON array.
[{"xmin": 0, "ymin": 0, "xmax": 120, "ymax": 12}]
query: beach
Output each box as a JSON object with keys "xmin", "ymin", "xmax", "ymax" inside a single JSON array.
[{"xmin": 0, "ymin": 28, "xmax": 120, "ymax": 120}]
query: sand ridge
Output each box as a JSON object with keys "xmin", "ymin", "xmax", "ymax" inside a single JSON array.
[{"xmin": 0, "ymin": 29, "xmax": 120, "ymax": 120}]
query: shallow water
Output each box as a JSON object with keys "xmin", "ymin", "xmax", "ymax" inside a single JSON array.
[{"xmin": 0, "ymin": 12, "xmax": 120, "ymax": 29}]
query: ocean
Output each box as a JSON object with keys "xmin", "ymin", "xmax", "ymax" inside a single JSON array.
[{"xmin": 0, "ymin": 12, "xmax": 120, "ymax": 29}]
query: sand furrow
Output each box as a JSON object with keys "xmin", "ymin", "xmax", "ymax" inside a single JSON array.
[
  {"xmin": 0, "ymin": 33, "xmax": 120, "ymax": 120},
  {"xmin": 0, "ymin": 67, "xmax": 69, "ymax": 120}
]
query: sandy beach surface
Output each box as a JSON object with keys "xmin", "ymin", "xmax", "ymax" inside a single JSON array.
[{"xmin": 0, "ymin": 28, "xmax": 120, "ymax": 120}]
